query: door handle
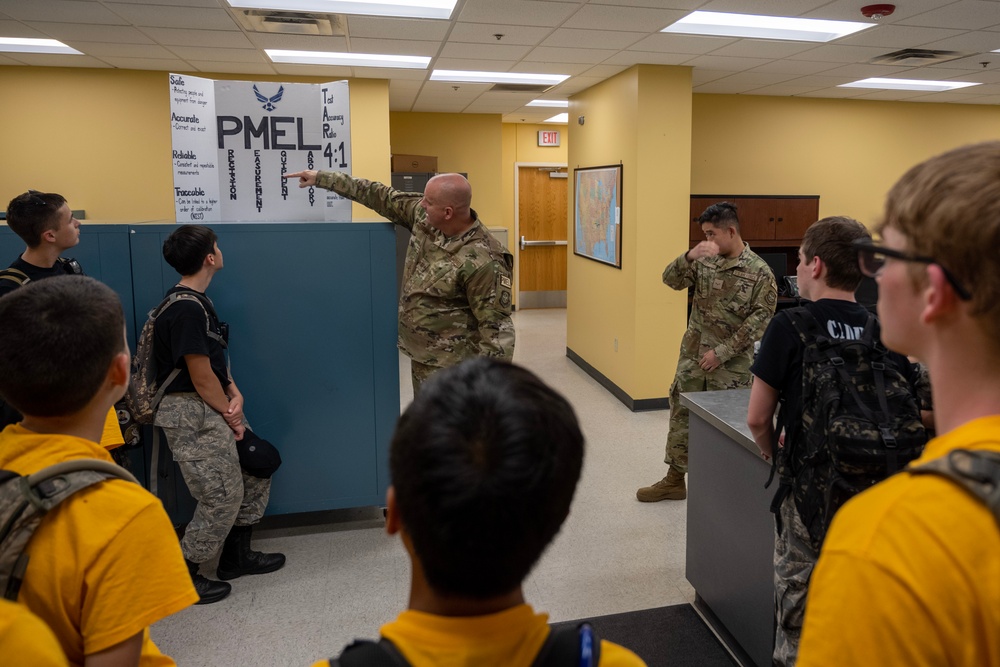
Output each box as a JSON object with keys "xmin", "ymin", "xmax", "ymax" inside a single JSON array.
[{"xmin": 520, "ymin": 235, "xmax": 569, "ymax": 250}]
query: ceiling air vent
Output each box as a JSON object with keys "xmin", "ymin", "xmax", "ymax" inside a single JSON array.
[
  {"xmin": 869, "ymin": 48, "xmax": 966, "ymax": 67},
  {"xmin": 489, "ymin": 83, "xmax": 554, "ymax": 93},
  {"xmin": 233, "ymin": 10, "xmax": 346, "ymax": 36}
]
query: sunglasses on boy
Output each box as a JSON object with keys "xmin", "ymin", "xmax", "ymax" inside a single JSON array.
[{"xmin": 852, "ymin": 238, "xmax": 972, "ymax": 301}]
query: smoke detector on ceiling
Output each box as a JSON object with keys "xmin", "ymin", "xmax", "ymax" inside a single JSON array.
[{"xmin": 861, "ymin": 4, "xmax": 895, "ymax": 19}]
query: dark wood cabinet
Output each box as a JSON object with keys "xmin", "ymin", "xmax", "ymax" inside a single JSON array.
[{"xmin": 690, "ymin": 195, "xmax": 819, "ymax": 247}]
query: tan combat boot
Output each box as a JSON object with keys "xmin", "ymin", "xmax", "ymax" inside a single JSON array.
[{"xmin": 636, "ymin": 468, "xmax": 687, "ymax": 502}]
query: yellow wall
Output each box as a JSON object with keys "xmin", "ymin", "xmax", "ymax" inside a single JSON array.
[
  {"xmin": 0, "ymin": 67, "xmax": 390, "ymax": 222},
  {"xmin": 567, "ymin": 65, "xmax": 693, "ymax": 401},
  {"xmin": 388, "ymin": 112, "xmax": 502, "ymax": 229},
  {"xmin": 692, "ymin": 94, "xmax": 1000, "ymax": 227}
]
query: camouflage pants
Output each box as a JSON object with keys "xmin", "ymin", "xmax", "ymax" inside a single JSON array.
[
  {"xmin": 664, "ymin": 354, "xmax": 753, "ymax": 473},
  {"xmin": 773, "ymin": 493, "xmax": 818, "ymax": 667},
  {"xmin": 155, "ymin": 393, "xmax": 271, "ymax": 564},
  {"xmin": 410, "ymin": 359, "xmax": 440, "ymax": 395}
]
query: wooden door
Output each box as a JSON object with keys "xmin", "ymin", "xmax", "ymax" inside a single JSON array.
[
  {"xmin": 774, "ymin": 197, "xmax": 820, "ymax": 240},
  {"xmin": 518, "ymin": 166, "xmax": 567, "ymax": 308},
  {"xmin": 733, "ymin": 198, "xmax": 777, "ymax": 241}
]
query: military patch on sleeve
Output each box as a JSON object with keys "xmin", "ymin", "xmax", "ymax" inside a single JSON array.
[
  {"xmin": 766, "ymin": 291, "xmax": 776, "ymax": 305},
  {"xmin": 500, "ymin": 275, "xmax": 511, "ymax": 289},
  {"xmin": 499, "ymin": 289, "xmax": 512, "ymax": 308}
]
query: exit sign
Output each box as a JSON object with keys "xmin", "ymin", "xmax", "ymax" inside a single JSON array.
[{"xmin": 538, "ymin": 130, "xmax": 561, "ymax": 147}]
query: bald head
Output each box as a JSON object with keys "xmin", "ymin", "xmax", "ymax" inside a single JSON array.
[{"xmin": 421, "ymin": 173, "xmax": 475, "ymax": 236}]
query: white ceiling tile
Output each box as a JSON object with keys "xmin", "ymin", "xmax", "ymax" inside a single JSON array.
[
  {"xmin": 168, "ymin": 47, "xmax": 266, "ymax": 63},
  {"xmin": 691, "ymin": 68, "xmax": 737, "ymax": 84},
  {"xmin": 509, "ymin": 61, "xmax": 590, "ymax": 75},
  {"xmin": 0, "ymin": 20, "xmax": 48, "ymax": 38},
  {"xmin": 702, "ymin": 0, "xmax": 829, "ymax": 15},
  {"xmin": 105, "ymin": 4, "xmax": 240, "ymax": 30},
  {"xmin": 188, "ymin": 61, "xmax": 278, "ymax": 75},
  {"xmin": 835, "ymin": 24, "xmax": 965, "ymax": 49},
  {"xmin": 786, "ymin": 44, "xmax": 891, "ymax": 63},
  {"xmin": 464, "ymin": 100, "xmax": 526, "ymax": 113},
  {"xmin": 815, "ymin": 63, "xmax": 920, "ymax": 78},
  {"xmin": 271, "ymin": 63, "xmax": 353, "ymax": 77},
  {"xmin": 347, "ymin": 38, "xmax": 440, "ymax": 57},
  {"xmin": 389, "ymin": 79, "xmax": 424, "ymax": 91},
  {"xmin": 629, "ymin": 33, "xmax": 738, "ymax": 54},
  {"xmin": 748, "ymin": 59, "xmax": 842, "ymax": 76},
  {"xmin": 707, "ymin": 39, "xmax": 821, "ymax": 59},
  {"xmin": 850, "ymin": 89, "xmax": 936, "ymax": 101},
  {"xmin": 107, "ymin": 0, "xmax": 218, "ymax": 6},
  {"xmin": 419, "ymin": 81, "xmax": 488, "ymax": 97},
  {"xmin": 795, "ymin": 87, "xmax": 872, "ymax": 99},
  {"xmin": 144, "ymin": 27, "xmax": 255, "ymax": 48},
  {"xmin": 458, "ymin": 0, "xmax": 579, "ymax": 27},
  {"xmin": 0, "ymin": 0, "xmax": 127, "ymax": 25},
  {"xmin": 542, "ymin": 28, "xmax": 645, "ymax": 50},
  {"xmin": 583, "ymin": 64, "xmax": 630, "ymax": 77},
  {"xmin": 98, "ymin": 56, "xmax": 189, "ymax": 69},
  {"xmin": 523, "ymin": 46, "xmax": 618, "ymax": 64},
  {"xmin": 389, "ymin": 91, "xmax": 418, "ymax": 109},
  {"xmin": 564, "ymin": 5, "xmax": 686, "ymax": 32},
  {"xmin": 799, "ymin": 0, "xmax": 955, "ymax": 22},
  {"xmin": 8, "ymin": 53, "xmax": 111, "ymax": 67},
  {"xmin": 601, "ymin": 50, "xmax": 694, "ymax": 66},
  {"xmin": 432, "ymin": 58, "xmax": 515, "ymax": 71},
  {"xmin": 592, "ymin": 0, "xmax": 704, "ymax": 8},
  {"xmin": 0, "ymin": 54, "xmax": 23, "ymax": 64},
  {"xmin": 952, "ymin": 67, "xmax": 1000, "ymax": 83},
  {"xmin": 553, "ymin": 75, "xmax": 605, "ymax": 94},
  {"xmin": 245, "ymin": 32, "xmax": 348, "ymax": 51},
  {"xmin": 895, "ymin": 1, "xmax": 1000, "ymax": 30},
  {"xmin": 352, "ymin": 67, "xmax": 427, "ymax": 80},
  {"xmin": 449, "ymin": 23, "xmax": 553, "ymax": 46},
  {"xmin": 67, "ymin": 41, "xmax": 174, "ymax": 58},
  {"xmin": 744, "ymin": 83, "xmax": 829, "ymax": 96},
  {"xmin": 787, "ymin": 74, "xmax": 861, "ymax": 87},
  {"xmin": 694, "ymin": 79, "xmax": 769, "ymax": 94},
  {"xmin": 906, "ymin": 90, "xmax": 992, "ymax": 102},
  {"xmin": 346, "ymin": 16, "xmax": 451, "ymax": 41},
  {"xmin": 439, "ymin": 41, "xmax": 532, "ymax": 60},
  {"xmin": 412, "ymin": 99, "xmax": 470, "ymax": 111},
  {"xmin": 26, "ymin": 22, "xmax": 155, "ymax": 43},
  {"xmin": 937, "ymin": 53, "xmax": 1000, "ymax": 70},
  {"xmin": 683, "ymin": 54, "xmax": 773, "ymax": 70},
  {"xmin": 948, "ymin": 94, "xmax": 1000, "ymax": 103},
  {"xmin": 922, "ymin": 30, "xmax": 1000, "ymax": 51},
  {"xmin": 710, "ymin": 71, "xmax": 800, "ymax": 88}
]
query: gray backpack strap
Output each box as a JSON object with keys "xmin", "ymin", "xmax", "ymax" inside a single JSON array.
[
  {"xmin": 909, "ymin": 449, "xmax": 1000, "ymax": 524},
  {"xmin": 0, "ymin": 460, "xmax": 138, "ymax": 600}
]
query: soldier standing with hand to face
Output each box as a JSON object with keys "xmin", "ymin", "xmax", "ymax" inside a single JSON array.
[
  {"xmin": 285, "ymin": 169, "xmax": 514, "ymax": 393},
  {"xmin": 637, "ymin": 202, "xmax": 777, "ymax": 502}
]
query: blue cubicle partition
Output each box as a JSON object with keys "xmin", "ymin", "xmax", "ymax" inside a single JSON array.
[{"xmin": 1, "ymin": 222, "xmax": 399, "ymax": 516}]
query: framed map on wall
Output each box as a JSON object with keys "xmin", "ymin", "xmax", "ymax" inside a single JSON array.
[{"xmin": 574, "ymin": 164, "xmax": 622, "ymax": 269}]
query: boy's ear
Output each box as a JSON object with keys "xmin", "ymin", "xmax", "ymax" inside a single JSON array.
[
  {"xmin": 108, "ymin": 351, "xmax": 129, "ymax": 389},
  {"xmin": 922, "ymin": 264, "xmax": 960, "ymax": 323},
  {"xmin": 385, "ymin": 485, "xmax": 401, "ymax": 535}
]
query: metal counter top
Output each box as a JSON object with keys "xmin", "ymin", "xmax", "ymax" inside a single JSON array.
[{"xmin": 679, "ymin": 388, "xmax": 757, "ymax": 455}]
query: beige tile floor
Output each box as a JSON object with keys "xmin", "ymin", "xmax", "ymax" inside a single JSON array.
[{"xmin": 152, "ymin": 308, "xmax": 691, "ymax": 666}]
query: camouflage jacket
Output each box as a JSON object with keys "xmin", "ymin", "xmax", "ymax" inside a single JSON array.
[
  {"xmin": 663, "ymin": 243, "xmax": 777, "ymax": 366},
  {"xmin": 315, "ymin": 171, "xmax": 514, "ymax": 367}
]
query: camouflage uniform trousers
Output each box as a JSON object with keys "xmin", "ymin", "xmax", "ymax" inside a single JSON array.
[
  {"xmin": 664, "ymin": 354, "xmax": 753, "ymax": 473},
  {"xmin": 773, "ymin": 493, "xmax": 818, "ymax": 667},
  {"xmin": 155, "ymin": 393, "xmax": 271, "ymax": 564},
  {"xmin": 410, "ymin": 359, "xmax": 439, "ymax": 395}
]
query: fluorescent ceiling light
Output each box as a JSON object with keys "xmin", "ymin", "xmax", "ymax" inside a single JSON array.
[
  {"xmin": 266, "ymin": 49, "xmax": 430, "ymax": 68},
  {"xmin": 431, "ymin": 70, "xmax": 569, "ymax": 85},
  {"xmin": 544, "ymin": 113, "xmax": 568, "ymax": 123},
  {"xmin": 527, "ymin": 100, "xmax": 569, "ymax": 108},
  {"xmin": 0, "ymin": 37, "xmax": 83, "ymax": 55},
  {"xmin": 226, "ymin": 0, "xmax": 456, "ymax": 20},
  {"xmin": 839, "ymin": 77, "xmax": 981, "ymax": 92},
  {"xmin": 661, "ymin": 11, "xmax": 873, "ymax": 42}
]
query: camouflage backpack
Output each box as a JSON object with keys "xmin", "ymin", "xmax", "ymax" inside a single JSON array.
[
  {"xmin": 779, "ymin": 307, "xmax": 927, "ymax": 551},
  {"xmin": 909, "ymin": 449, "xmax": 1000, "ymax": 526},
  {"xmin": 0, "ymin": 459, "xmax": 138, "ymax": 600},
  {"xmin": 126, "ymin": 291, "xmax": 225, "ymax": 425}
]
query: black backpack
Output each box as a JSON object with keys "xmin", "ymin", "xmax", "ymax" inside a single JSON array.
[
  {"xmin": 774, "ymin": 307, "xmax": 927, "ymax": 551},
  {"xmin": 0, "ymin": 459, "xmax": 139, "ymax": 600},
  {"xmin": 329, "ymin": 622, "xmax": 600, "ymax": 667}
]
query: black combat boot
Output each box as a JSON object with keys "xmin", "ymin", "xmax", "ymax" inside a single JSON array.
[
  {"xmin": 186, "ymin": 559, "xmax": 231, "ymax": 605},
  {"xmin": 216, "ymin": 524, "xmax": 286, "ymax": 581}
]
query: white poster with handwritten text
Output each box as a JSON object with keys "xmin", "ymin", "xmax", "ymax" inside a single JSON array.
[{"xmin": 170, "ymin": 74, "xmax": 352, "ymax": 223}]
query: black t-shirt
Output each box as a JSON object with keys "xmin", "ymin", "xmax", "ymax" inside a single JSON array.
[
  {"xmin": 0, "ymin": 256, "xmax": 80, "ymax": 298},
  {"xmin": 751, "ymin": 299, "xmax": 919, "ymax": 445},
  {"xmin": 153, "ymin": 286, "xmax": 230, "ymax": 394}
]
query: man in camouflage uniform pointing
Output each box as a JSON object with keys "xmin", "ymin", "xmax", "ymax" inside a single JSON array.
[
  {"xmin": 637, "ymin": 201, "xmax": 777, "ymax": 502},
  {"xmin": 286, "ymin": 170, "xmax": 514, "ymax": 392}
]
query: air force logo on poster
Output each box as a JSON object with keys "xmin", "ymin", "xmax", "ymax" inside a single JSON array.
[{"xmin": 170, "ymin": 74, "xmax": 352, "ymax": 223}]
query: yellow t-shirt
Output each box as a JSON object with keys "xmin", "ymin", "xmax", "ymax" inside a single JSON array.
[
  {"xmin": 799, "ymin": 416, "xmax": 1000, "ymax": 667},
  {"xmin": 100, "ymin": 405, "xmax": 125, "ymax": 450},
  {"xmin": 0, "ymin": 424, "xmax": 199, "ymax": 666},
  {"xmin": 312, "ymin": 604, "xmax": 646, "ymax": 667},
  {"xmin": 0, "ymin": 599, "xmax": 69, "ymax": 667}
]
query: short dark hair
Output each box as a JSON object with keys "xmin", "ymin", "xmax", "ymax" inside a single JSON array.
[
  {"xmin": 699, "ymin": 201, "xmax": 740, "ymax": 231},
  {"xmin": 163, "ymin": 225, "xmax": 218, "ymax": 277},
  {"xmin": 0, "ymin": 276, "xmax": 125, "ymax": 417},
  {"xmin": 390, "ymin": 359, "xmax": 584, "ymax": 599},
  {"xmin": 801, "ymin": 216, "xmax": 871, "ymax": 292},
  {"xmin": 5, "ymin": 190, "xmax": 67, "ymax": 247}
]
